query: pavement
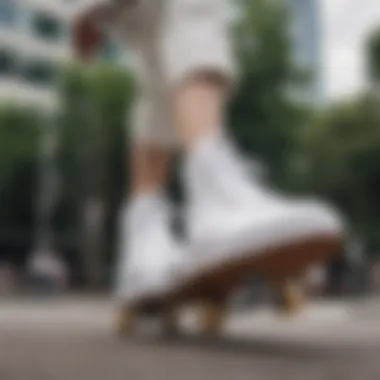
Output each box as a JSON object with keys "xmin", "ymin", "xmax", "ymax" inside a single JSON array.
[{"xmin": 1, "ymin": 296, "xmax": 380, "ymax": 379}]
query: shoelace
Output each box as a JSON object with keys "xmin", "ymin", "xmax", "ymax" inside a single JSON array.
[
  {"xmin": 206, "ymin": 137, "xmax": 271, "ymax": 202},
  {"xmin": 222, "ymin": 137, "xmax": 297, "ymax": 202}
]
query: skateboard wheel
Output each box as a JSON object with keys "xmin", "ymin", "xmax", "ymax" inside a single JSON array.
[
  {"xmin": 162, "ymin": 304, "xmax": 181, "ymax": 337},
  {"xmin": 275, "ymin": 281, "xmax": 306, "ymax": 315},
  {"xmin": 199, "ymin": 301, "xmax": 225, "ymax": 336},
  {"xmin": 115, "ymin": 306, "xmax": 135, "ymax": 336}
]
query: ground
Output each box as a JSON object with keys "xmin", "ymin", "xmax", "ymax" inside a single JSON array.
[{"xmin": 1, "ymin": 297, "xmax": 380, "ymax": 380}]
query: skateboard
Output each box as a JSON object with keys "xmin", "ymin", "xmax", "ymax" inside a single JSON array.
[{"xmin": 115, "ymin": 234, "xmax": 343, "ymax": 337}]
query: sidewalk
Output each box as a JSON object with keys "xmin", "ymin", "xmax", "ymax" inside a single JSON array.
[
  {"xmin": 1, "ymin": 297, "xmax": 380, "ymax": 380},
  {"xmin": 1, "ymin": 296, "xmax": 380, "ymax": 351}
]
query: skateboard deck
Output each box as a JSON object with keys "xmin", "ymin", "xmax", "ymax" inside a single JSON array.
[{"xmin": 115, "ymin": 234, "xmax": 343, "ymax": 337}]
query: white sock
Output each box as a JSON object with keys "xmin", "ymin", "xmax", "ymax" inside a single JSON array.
[
  {"xmin": 128, "ymin": 191, "xmax": 164, "ymax": 214},
  {"xmin": 193, "ymin": 129, "xmax": 225, "ymax": 155},
  {"xmin": 185, "ymin": 130, "xmax": 226, "ymax": 170}
]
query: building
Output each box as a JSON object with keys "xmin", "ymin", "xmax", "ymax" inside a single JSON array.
[
  {"xmin": 285, "ymin": 0, "xmax": 322, "ymax": 104},
  {"xmin": 0, "ymin": 0, "xmax": 323, "ymax": 109},
  {"xmin": 0, "ymin": 0, "xmax": 75, "ymax": 111}
]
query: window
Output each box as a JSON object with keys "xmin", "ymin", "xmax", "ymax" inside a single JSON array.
[
  {"xmin": 99, "ymin": 38, "xmax": 120, "ymax": 61},
  {"xmin": 0, "ymin": 0, "xmax": 17, "ymax": 27},
  {"xmin": 22, "ymin": 60, "xmax": 57, "ymax": 87},
  {"xmin": 0, "ymin": 49, "xmax": 17, "ymax": 76},
  {"xmin": 32, "ymin": 12, "xmax": 63, "ymax": 41}
]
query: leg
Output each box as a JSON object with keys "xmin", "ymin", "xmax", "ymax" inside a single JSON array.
[
  {"xmin": 115, "ymin": 142, "xmax": 172, "ymax": 335},
  {"xmin": 114, "ymin": 97, "xmax": 184, "ymax": 336},
  {"xmin": 159, "ymin": 0, "xmax": 343, "ymax": 319},
  {"xmin": 172, "ymin": 72, "xmax": 228, "ymax": 149},
  {"xmin": 73, "ymin": 0, "xmax": 189, "ymax": 336},
  {"xmin": 130, "ymin": 143, "xmax": 172, "ymax": 197}
]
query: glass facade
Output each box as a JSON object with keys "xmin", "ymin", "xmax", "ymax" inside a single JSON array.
[
  {"xmin": 99, "ymin": 38, "xmax": 121, "ymax": 61},
  {"xmin": 0, "ymin": 0, "xmax": 17, "ymax": 27},
  {"xmin": 285, "ymin": 0, "xmax": 322, "ymax": 103},
  {"xmin": 22, "ymin": 60, "xmax": 57, "ymax": 87},
  {"xmin": 31, "ymin": 12, "xmax": 64, "ymax": 42},
  {"xmin": 0, "ymin": 4, "xmax": 66, "ymax": 91},
  {"xmin": 0, "ymin": 49, "xmax": 17, "ymax": 75}
]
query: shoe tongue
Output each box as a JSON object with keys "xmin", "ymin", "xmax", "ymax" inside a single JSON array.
[{"xmin": 188, "ymin": 132, "xmax": 278, "ymax": 205}]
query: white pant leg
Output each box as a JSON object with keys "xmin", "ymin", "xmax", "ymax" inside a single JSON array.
[
  {"xmin": 73, "ymin": 0, "xmax": 236, "ymax": 89},
  {"xmin": 111, "ymin": 1, "xmax": 177, "ymax": 147},
  {"xmin": 115, "ymin": 0, "xmax": 235, "ymax": 147},
  {"xmin": 130, "ymin": 95, "xmax": 177, "ymax": 148},
  {"xmin": 129, "ymin": 0, "xmax": 236, "ymax": 146},
  {"xmin": 160, "ymin": 0, "xmax": 237, "ymax": 90}
]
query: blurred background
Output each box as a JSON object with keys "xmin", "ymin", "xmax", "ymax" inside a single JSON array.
[{"xmin": 0, "ymin": 0, "xmax": 379, "ymax": 303}]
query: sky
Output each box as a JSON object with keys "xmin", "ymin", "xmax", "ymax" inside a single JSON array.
[{"xmin": 323, "ymin": 0, "xmax": 380, "ymax": 100}]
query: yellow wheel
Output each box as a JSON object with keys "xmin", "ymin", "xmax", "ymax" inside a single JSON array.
[
  {"xmin": 199, "ymin": 300, "xmax": 225, "ymax": 337},
  {"xmin": 115, "ymin": 306, "xmax": 135, "ymax": 337},
  {"xmin": 275, "ymin": 281, "xmax": 306, "ymax": 315},
  {"xmin": 162, "ymin": 304, "xmax": 181, "ymax": 337}
]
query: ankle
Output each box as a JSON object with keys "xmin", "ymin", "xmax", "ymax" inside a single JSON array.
[{"xmin": 187, "ymin": 129, "xmax": 220, "ymax": 157}]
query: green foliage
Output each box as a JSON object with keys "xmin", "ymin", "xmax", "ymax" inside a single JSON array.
[
  {"xmin": 0, "ymin": 106, "xmax": 41, "ymax": 230},
  {"xmin": 57, "ymin": 64, "xmax": 135, "ymax": 260},
  {"xmin": 367, "ymin": 27, "xmax": 380, "ymax": 83},
  {"xmin": 229, "ymin": 0, "xmax": 311, "ymax": 183},
  {"xmin": 0, "ymin": 106, "xmax": 41, "ymax": 185},
  {"xmin": 296, "ymin": 94, "xmax": 380, "ymax": 250}
]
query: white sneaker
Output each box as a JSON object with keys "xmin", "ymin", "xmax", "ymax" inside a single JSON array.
[
  {"xmin": 184, "ymin": 133, "xmax": 344, "ymax": 274},
  {"xmin": 115, "ymin": 194, "xmax": 185, "ymax": 307}
]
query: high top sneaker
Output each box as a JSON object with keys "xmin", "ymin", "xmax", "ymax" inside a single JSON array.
[
  {"xmin": 115, "ymin": 193, "xmax": 185, "ymax": 307},
  {"xmin": 184, "ymin": 132, "xmax": 344, "ymax": 276}
]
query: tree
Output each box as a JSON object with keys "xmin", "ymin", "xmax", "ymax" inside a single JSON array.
[
  {"xmin": 58, "ymin": 64, "xmax": 135, "ymax": 288},
  {"xmin": 0, "ymin": 66, "xmax": 135, "ymax": 286},
  {"xmin": 0, "ymin": 106, "xmax": 41, "ymax": 262},
  {"xmin": 367, "ymin": 26, "xmax": 380, "ymax": 85},
  {"xmin": 296, "ymin": 94, "xmax": 380, "ymax": 252},
  {"xmin": 229, "ymin": 0, "xmax": 312, "ymax": 186},
  {"xmin": 288, "ymin": 27, "xmax": 380, "ymax": 254}
]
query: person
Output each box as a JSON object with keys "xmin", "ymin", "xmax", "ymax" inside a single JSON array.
[
  {"xmin": 28, "ymin": 250, "xmax": 68, "ymax": 295},
  {"xmin": 72, "ymin": 0, "xmax": 344, "ymax": 333}
]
